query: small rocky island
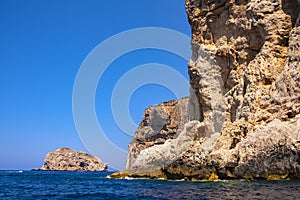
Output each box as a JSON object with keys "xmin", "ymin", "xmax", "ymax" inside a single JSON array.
[{"xmin": 40, "ymin": 148, "xmax": 107, "ymax": 172}]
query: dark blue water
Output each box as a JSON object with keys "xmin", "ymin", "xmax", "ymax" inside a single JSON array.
[{"xmin": 0, "ymin": 171, "xmax": 300, "ymax": 200}]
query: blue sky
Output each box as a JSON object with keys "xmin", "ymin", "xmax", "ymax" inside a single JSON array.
[{"xmin": 0, "ymin": 0, "xmax": 191, "ymax": 170}]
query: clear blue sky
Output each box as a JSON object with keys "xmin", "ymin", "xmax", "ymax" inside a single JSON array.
[{"xmin": 0, "ymin": 0, "xmax": 191, "ymax": 170}]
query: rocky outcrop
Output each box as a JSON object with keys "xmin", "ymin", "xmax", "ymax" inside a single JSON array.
[
  {"xmin": 41, "ymin": 148, "xmax": 108, "ymax": 172},
  {"xmin": 126, "ymin": 98, "xmax": 189, "ymax": 170},
  {"xmin": 231, "ymin": 116, "xmax": 300, "ymax": 179},
  {"xmin": 110, "ymin": 0, "xmax": 300, "ymax": 180}
]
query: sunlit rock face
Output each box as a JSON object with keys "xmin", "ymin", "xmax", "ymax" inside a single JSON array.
[
  {"xmin": 121, "ymin": 0, "xmax": 300, "ymax": 180},
  {"xmin": 126, "ymin": 98, "xmax": 189, "ymax": 171},
  {"xmin": 41, "ymin": 148, "xmax": 107, "ymax": 172}
]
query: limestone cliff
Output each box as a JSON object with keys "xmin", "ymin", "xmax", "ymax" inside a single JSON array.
[
  {"xmin": 111, "ymin": 0, "xmax": 300, "ymax": 180},
  {"xmin": 41, "ymin": 148, "xmax": 108, "ymax": 172},
  {"xmin": 126, "ymin": 98, "xmax": 189, "ymax": 170}
]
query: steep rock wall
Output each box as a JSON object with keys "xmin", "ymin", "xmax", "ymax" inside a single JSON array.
[
  {"xmin": 126, "ymin": 98, "xmax": 189, "ymax": 170},
  {"xmin": 112, "ymin": 0, "xmax": 300, "ymax": 180}
]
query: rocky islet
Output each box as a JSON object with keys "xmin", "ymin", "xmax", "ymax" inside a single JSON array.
[{"xmin": 40, "ymin": 148, "xmax": 108, "ymax": 172}]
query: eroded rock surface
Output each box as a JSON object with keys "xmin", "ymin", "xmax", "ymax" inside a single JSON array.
[
  {"xmin": 126, "ymin": 98, "xmax": 189, "ymax": 169},
  {"xmin": 41, "ymin": 148, "xmax": 108, "ymax": 172},
  {"xmin": 112, "ymin": 0, "xmax": 300, "ymax": 180}
]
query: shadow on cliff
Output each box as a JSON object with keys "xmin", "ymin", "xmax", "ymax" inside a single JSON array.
[{"xmin": 282, "ymin": 0, "xmax": 300, "ymax": 27}]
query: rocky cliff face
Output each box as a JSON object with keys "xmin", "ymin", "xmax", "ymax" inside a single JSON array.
[
  {"xmin": 126, "ymin": 98, "xmax": 189, "ymax": 171},
  {"xmin": 41, "ymin": 148, "xmax": 108, "ymax": 172},
  {"xmin": 111, "ymin": 0, "xmax": 300, "ymax": 180}
]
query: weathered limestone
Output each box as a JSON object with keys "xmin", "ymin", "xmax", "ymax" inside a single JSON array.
[
  {"xmin": 110, "ymin": 0, "xmax": 300, "ymax": 180},
  {"xmin": 126, "ymin": 98, "xmax": 189, "ymax": 170}
]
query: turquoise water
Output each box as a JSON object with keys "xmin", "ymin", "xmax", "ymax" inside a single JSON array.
[{"xmin": 0, "ymin": 170, "xmax": 299, "ymax": 199}]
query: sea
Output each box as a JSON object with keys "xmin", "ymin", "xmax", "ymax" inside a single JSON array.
[{"xmin": 0, "ymin": 170, "xmax": 300, "ymax": 200}]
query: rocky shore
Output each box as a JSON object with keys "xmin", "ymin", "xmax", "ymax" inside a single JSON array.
[
  {"xmin": 110, "ymin": 0, "xmax": 300, "ymax": 180},
  {"xmin": 40, "ymin": 148, "xmax": 107, "ymax": 172}
]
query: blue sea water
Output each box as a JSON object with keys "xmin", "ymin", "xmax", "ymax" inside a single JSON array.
[{"xmin": 0, "ymin": 170, "xmax": 300, "ymax": 200}]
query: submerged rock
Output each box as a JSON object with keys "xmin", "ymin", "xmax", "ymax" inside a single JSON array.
[
  {"xmin": 41, "ymin": 148, "xmax": 107, "ymax": 172},
  {"xmin": 110, "ymin": 0, "xmax": 300, "ymax": 180}
]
